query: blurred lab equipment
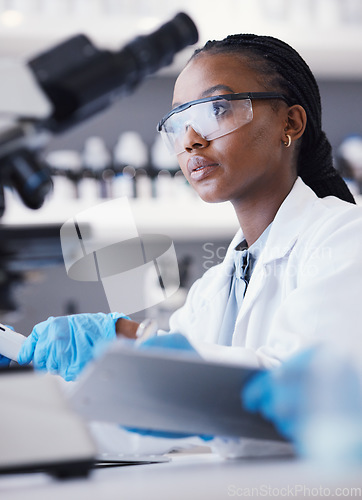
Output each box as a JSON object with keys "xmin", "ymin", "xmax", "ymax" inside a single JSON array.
[
  {"xmin": 0, "ymin": 322, "xmax": 26, "ymax": 361},
  {"xmin": 46, "ymin": 149, "xmax": 82, "ymax": 199},
  {"xmin": 150, "ymin": 134, "xmax": 180, "ymax": 173},
  {"xmin": 150, "ymin": 135, "xmax": 192, "ymax": 200},
  {"xmin": 114, "ymin": 131, "xmax": 148, "ymax": 170},
  {"xmin": 42, "ymin": 131, "xmax": 194, "ymax": 204},
  {"xmin": 0, "ymin": 366, "xmax": 97, "ymax": 477},
  {"xmin": 0, "ymin": 12, "xmax": 198, "ymax": 215},
  {"xmin": 113, "ymin": 134, "xmax": 136, "ymax": 199},
  {"xmin": 0, "ymin": 12, "xmax": 198, "ymax": 316},
  {"xmin": 336, "ymin": 135, "xmax": 362, "ymax": 193},
  {"xmin": 113, "ymin": 131, "xmax": 148, "ymax": 198},
  {"xmin": 82, "ymin": 136, "xmax": 112, "ymax": 198}
]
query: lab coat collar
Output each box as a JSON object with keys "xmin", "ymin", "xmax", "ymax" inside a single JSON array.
[
  {"xmin": 224, "ymin": 177, "xmax": 318, "ymax": 267},
  {"xmin": 261, "ymin": 177, "xmax": 318, "ymax": 264}
]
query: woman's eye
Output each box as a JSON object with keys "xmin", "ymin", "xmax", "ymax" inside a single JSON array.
[{"xmin": 211, "ymin": 101, "xmax": 229, "ymax": 118}]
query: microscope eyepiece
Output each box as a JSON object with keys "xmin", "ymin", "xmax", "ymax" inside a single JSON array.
[{"xmin": 29, "ymin": 12, "xmax": 199, "ymax": 131}]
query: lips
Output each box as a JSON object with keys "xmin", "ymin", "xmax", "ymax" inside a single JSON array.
[{"xmin": 187, "ymin": 156, "xmax": 220, "ymax": 181}]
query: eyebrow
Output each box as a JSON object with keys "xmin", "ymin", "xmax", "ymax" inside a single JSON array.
[
  {"xmin": 172, "ymin": 84, "xmax": 236, "ymax": 109},
  {"xmin": 201, "ymin": 84, "xmax": 235, "ymax": 97}
]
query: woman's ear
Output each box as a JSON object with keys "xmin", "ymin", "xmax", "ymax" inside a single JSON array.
[{"xmin": 284, "ymin": 105, "xmax": 307, "ymax": 142}]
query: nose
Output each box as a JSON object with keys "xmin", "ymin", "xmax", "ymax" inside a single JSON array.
[{"xmin": 183, "ymin": 125, "xmax": 209, "ymax": 153}]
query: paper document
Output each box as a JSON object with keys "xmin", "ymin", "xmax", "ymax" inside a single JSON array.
[{"xmin": 68, "ymin": 342, "xmax": 285, "ymax": 442}]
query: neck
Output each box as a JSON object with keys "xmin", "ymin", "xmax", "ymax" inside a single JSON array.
[{"xmin": 231, "ymin": 176, "xmax": 297, "ymax": 246}]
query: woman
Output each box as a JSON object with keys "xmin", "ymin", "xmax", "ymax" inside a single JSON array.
[{"xmin": 17, "ymin": 34, "xmax": 362, "ymax": 380}]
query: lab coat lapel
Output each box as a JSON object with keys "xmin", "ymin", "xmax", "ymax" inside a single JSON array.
[
  {"xmin": 234, "ymin": 178, "xmax": 318, "ymax": 324},
  {"xmin": 261, "ymin": 177, "xmax": 318, "ymax": 265}
]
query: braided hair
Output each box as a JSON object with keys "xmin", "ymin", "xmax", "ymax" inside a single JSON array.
[{"xmin": 191, "ymin": 34, "xmax": 355, "ymax": 203}]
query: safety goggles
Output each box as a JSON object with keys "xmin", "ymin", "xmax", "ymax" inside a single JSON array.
[{"xmin": 157, "ymin": 92, "xmax": 291, "ymax": 155}]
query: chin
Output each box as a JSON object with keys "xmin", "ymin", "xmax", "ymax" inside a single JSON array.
[{"xmin": 196, "ymin": 190, "xmax": 228, "ymax": 204}]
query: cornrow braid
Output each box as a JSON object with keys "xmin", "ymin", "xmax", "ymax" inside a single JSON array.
[{"xmin": 191, "ymin": 34, "xmax": 355, "ymax": 203}]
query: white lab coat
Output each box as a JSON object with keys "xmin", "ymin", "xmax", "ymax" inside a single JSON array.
[{"xmin": 169, "ymin": 177, "xmax": 362, "ymax": 369}]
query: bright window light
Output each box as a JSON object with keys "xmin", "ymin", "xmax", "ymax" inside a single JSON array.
[{"xmin": 1, "ymin": 10, "xmax": 24, "ymax": 27}]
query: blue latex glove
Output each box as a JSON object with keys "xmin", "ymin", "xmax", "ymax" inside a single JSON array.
[
  {"xmin": 0, "ymin": 325, "xmax": 14, "ymax": 368},
  {"xmin": 127, "ymin": 333, "xmax": 212, "ymax": 441},
  {"xmin": 242, "ymin": 349, "xmax": 319, "ymax": 444},
  {"xmin": 242, "ymin": 347, "xmax": 362, "ymax": 457},
  {"xmin": 17, "ymin": 312, "xmax": 128, "ymax": 381},
  {"xmin": 0, "ymin": 354, "xmax": 11, "ymax": 367},
  {"xmin": 137, "ymin": 332, "xmax": 201, "ymax": 355}
]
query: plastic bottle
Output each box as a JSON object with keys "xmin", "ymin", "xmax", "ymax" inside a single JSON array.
[
  {"xmin": 45, "ymin": 149, "xmax": 82, "ymax": 200},
  {"xmin": 82, "ymin": 136, "xmax": 112, "ymax": 199},
  {"xmin": 113, "ymin": 131, "xmax": 148, "ymax": 199},
  {"xmin": 151, "ymin": 135, "xmax": 181, "ymax": 199}
]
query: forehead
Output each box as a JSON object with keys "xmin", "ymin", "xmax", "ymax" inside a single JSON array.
[{"xmin": 172, "ymin": 53, "xmax": 264, "ymax": 105}]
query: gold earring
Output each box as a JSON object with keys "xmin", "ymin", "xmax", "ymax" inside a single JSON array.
[{"xmin": 284, "ymin": 134, "xmax": 292, "ymax": 148}]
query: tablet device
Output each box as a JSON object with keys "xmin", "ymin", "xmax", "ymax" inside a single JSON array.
[{"xmin": 68, "ymin": 342, "xmax": 285, "ymax": 442}]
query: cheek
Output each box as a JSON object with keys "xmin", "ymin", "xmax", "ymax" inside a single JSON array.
[
  {"xmin": 217, "ymin": 126, "xmax": 255, "ymax": 160},
  {"xmin": 238, "ymin": 120, "xmax": 279, "ymax": 162},
  {"xmin": 250, "ymin": 127, "xmax": 272, "ymax": 157},
  {"xmin": 218, "ymin": 122, "xmax": 280, "ymax": 179},
  {"xmin": 252, "ymin": 109, "xmax": 284, "ymax": 150}
]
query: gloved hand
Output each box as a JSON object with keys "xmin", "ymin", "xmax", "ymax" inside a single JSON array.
[
  {"xmin": 18, "ymin": 312, "xmax": 128, "ymax": 381},
  {"xmin": 242, "ymin": 347, "xmax": 362, "ymax": 458},
  {"xmin": 241, "ymin": 349, "xmax": 318, "ymax": 444},
  {"xmin": 127, "ymin": 333, "xmax": 212, "ymax": 441}
]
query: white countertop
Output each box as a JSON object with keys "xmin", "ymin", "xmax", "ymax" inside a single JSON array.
[{"xmin": 0, "ymin": 452, "xmax": 361, "ymax": 500}]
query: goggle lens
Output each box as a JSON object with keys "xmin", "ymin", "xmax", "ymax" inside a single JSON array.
[{"xmin": 159, "ymin": 98, "xmax": 253, "ymax": 155}]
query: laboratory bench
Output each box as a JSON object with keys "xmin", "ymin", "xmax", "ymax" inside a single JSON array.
[{"xmin": 0, "ymin": 450, "xmax": 361, "ymax": 500}]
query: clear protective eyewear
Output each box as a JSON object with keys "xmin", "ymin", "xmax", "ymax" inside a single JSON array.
[{"xmin": 157, "ymin": 92, "xmax": 291, "ymax": 155}]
